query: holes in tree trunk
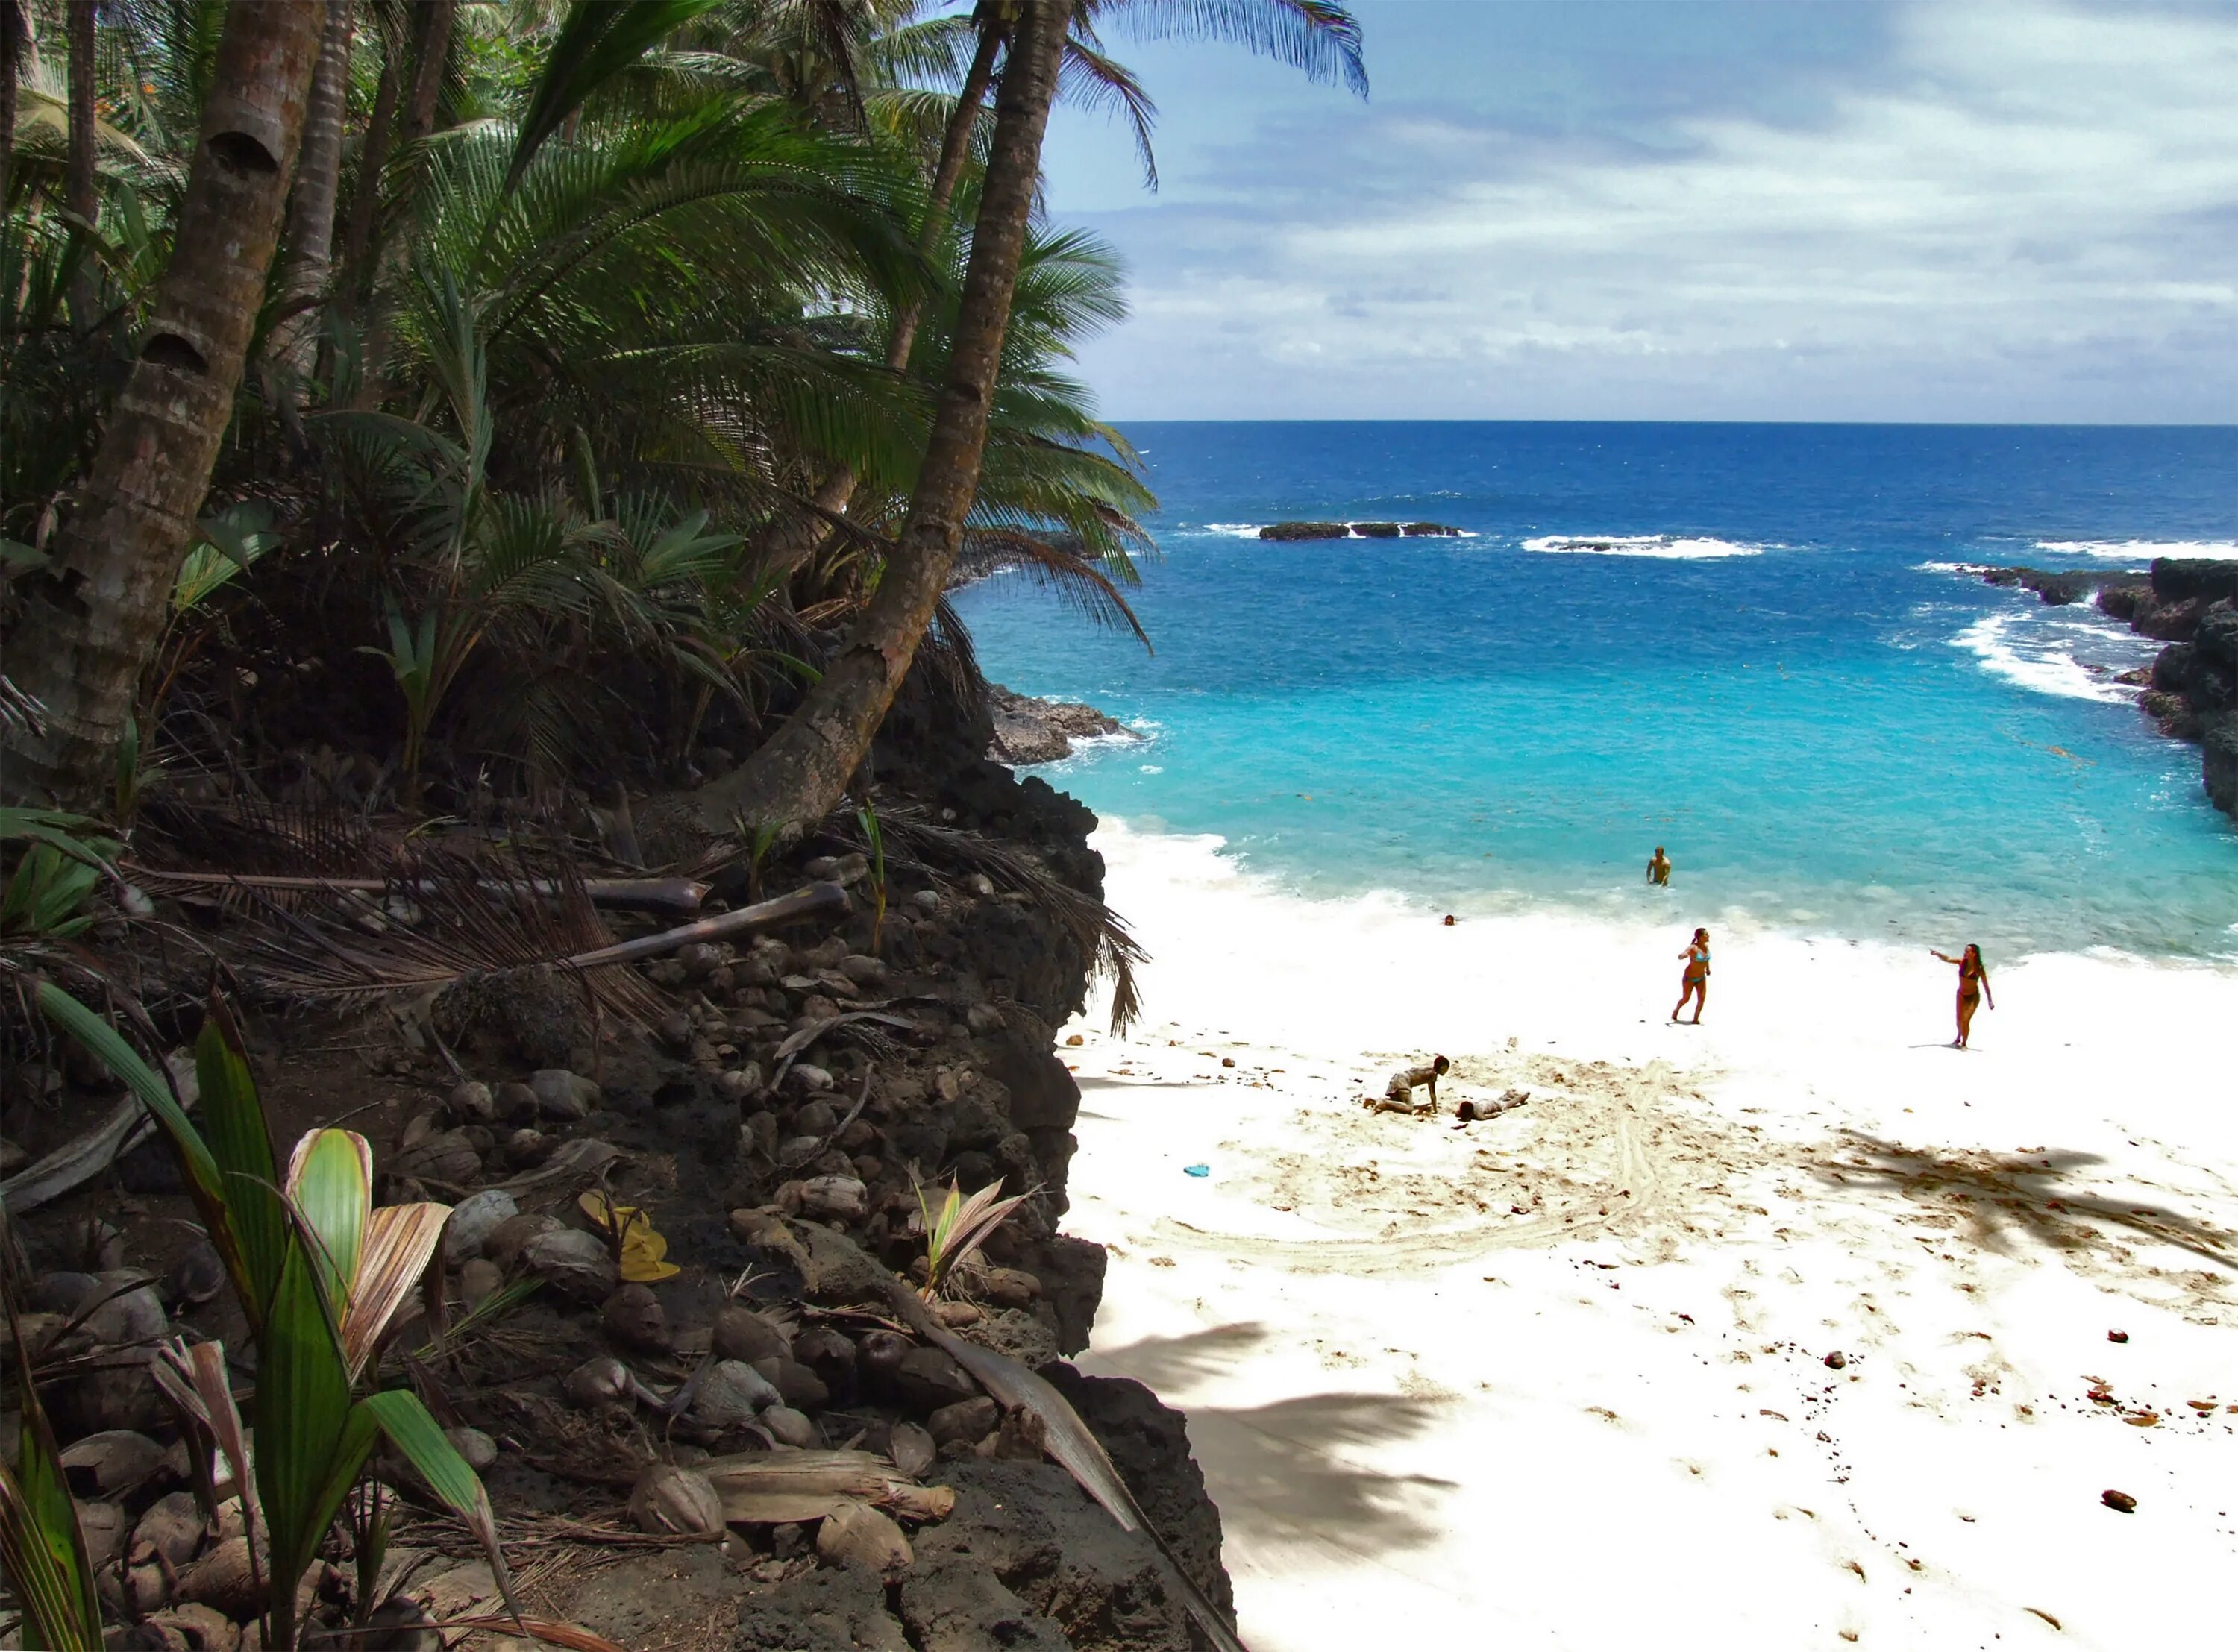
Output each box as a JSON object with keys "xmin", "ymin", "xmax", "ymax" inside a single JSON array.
[
  {"xmin": 206, "ymin": 130, "xmax": 280, "ymax": 174},
  {"xmin": 140, "ymin": 333, "xmax": 210, "ymax": 374}
]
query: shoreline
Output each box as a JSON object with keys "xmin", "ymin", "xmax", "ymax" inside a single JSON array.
[{"xmin": 1062, "ymin": 819, "xmax": 2237, "ymax": 1650}]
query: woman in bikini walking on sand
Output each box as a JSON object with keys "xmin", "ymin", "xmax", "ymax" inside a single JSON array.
[
  {"xmin": 1931, "ymin": 943, "xmax": 1993, "ymax": 1048},
  {"xmin": 1672, "ymin": 927, "xmax": 1710, "ymax": 1023}
]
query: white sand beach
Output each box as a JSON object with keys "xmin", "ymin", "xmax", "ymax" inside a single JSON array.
[{"xmin": 1061, "ymin": 823, "xmax": 2238, "ymax": 1651}]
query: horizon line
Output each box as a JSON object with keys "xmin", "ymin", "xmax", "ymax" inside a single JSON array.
[{"xmin": 1096, "ymin": 416, "xmax": 2238, "ymax": 430}]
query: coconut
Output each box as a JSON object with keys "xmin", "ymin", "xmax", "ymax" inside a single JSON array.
[
  {"xmin": 815, "ymin": 1501, "xmax": 911, "ymax": 1574},
  {"xmin": 563, "ymin": 1355, "xmax": 636, "ymax": 1410},
  {"xmin": 165, "ymin": 1241, "xmax": 228, "ymax": 1308},
  {"xmin": 445, "ymin": 1426, "xmax": 498, "ymax": 1472},
  {"xmin": 691, "ymin": 1360, "xmax": 780, "ymax": 1430},
  {"xmin": 133, "ymin": 1491, "xmax": 208, "ymax": 1570},
  {"xmin": 521, "ymin": 1228, "xmax": 618, "ymax": 1302},
  {"xmin": 84, "ymin": 1272, "xmax": 169, "ymax": 1345},
  {"xmin": 392, "ymin": 1129, "xmax": 480, "ymax": 1185},
  {"xmin": 60, "ymin": 1429, "xmax": 167, "ymax": 1498},
  {"xmin": 444, "ymin": 1188, "xmax": 518, "ymax": 1260},
  {"xmin": 886, "ymin": 1422, "xmax": 936, "ymax": 1480},
  {"xmin": 74, "ymin": 1498, "xmax": 131, "ymax": 1568},
  {"xmin": 798, "ymin": 1175, "xmax": 868, "ymax": 1222},
  {"xmin": 447, "ymin": 1081, "xmax": 497, "ymax": 1123},
  {"xmin": 178, "ymin": 1534, "xmax": 263, "ymax": 1618},
  {"xmin": 761, "ymin": 1405, "xmax": 818, "ymax": 1448},
  {"xmin": 601, "ymin": 1284, "xmax": 669, "ymax": 1351},
  {"xmin": 529, "ymin": 1068, "xmax": 601, "ymax": 1120},
  {"xmin": 457, "ymin": 1257, "xmax": 504, "ymax": 1308},
  {"xmin": 627, "ymin": 1464, "xmax": 725, "ymax": 1536},
  {"xmin": 711, "ymin": 1304, "xmax": 789, "ymax": 1364}
]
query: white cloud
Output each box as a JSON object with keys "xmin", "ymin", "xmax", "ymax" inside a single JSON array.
[{"xmin": 1066, "ymin": 0, "xmax": 2238, "ymax": 421}]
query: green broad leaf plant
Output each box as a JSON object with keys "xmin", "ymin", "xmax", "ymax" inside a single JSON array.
[{"xmin": 34, "ymin": 984, "xmax": 515, "ymax": 1651}]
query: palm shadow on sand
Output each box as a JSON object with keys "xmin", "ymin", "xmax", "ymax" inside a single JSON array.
[
  {"xmin": 1817, "ymin": 1133, "xmax": 2238, "ymax": 1275},
  {"xmin": 1099, "ymin": 1323, "xmax": 1456, "ymax": 1557}
]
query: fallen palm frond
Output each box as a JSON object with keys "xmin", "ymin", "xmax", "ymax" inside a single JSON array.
[
  {"xmin": 810, "ymin": 1224, "xmax": 1247, "ymax": 1652},
  {"xmin": 853, "ymin": 805, "xmax": 1145, "ymax": 1031},
  {"xmin": 697, "ymin": 1448, "xmax": 954, "ymax": 1525},
  {"xmin": 131, "ymin": 868, "xmax": 710, "ymax": 913},
  {"xmin": 228, "ymin": 844, "xmax": 667, "ymax": 1027}
]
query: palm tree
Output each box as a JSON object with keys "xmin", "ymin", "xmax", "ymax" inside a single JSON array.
[
  {"xmin": 691, "ymin": 0, "xmax": 1076, "ymax": 831},
  {"xmin": 0, "ymin": 0, "xmax": 323, "ymax": 808},
  {"xmin": 0, "ymin": 0, "xmax": 26, "ymax": 199},
  {"xmin": 270, "ymin": 0, "xmax": 355, "ymax": 376},
  {"xmin": 698, "ymin": 0, "xmax": 1365, "ymax": 829}
]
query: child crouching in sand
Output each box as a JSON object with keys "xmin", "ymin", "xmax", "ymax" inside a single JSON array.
[{"xmin": 1367, "ymin": 1055, "xmax": 1449, "ymax": 1115}]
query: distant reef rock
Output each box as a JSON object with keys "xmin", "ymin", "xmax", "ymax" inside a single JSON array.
[
  {"xmin": 1966, "ymin": 559, "xmax": 2238, "ymax": 821},
  {"xmin": 987, "ymin": 685, "xmax": 1135, "ymax": 766},
  {"xmin": 1259, "ymin": 520, "xmax": 1461, "ymax": 541}
]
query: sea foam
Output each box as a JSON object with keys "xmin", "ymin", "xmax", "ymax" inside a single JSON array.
[
  {"xmin": 1952, "ymin": 612, "xmax": 2140, "ymax": 705},
  {"xmin": 2034, "ymin": 539, "xmax": 2238, "ymax": 562},
  {"xmin": 1521, "ymin": 533, "xmax": 1763, "ymax": 559}
]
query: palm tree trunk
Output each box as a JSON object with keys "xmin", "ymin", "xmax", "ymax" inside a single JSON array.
[
  {"xmin": 63, "ymin": 0, "xmax": 96, "ymax": 324},
  {"xmin": 401, "ymin": 0, "xmax": 454, "ymax": 144},
  {"xmin": 337, "ymin": 29, "xmax": 400, "ymax": 292},
  {"xmin": 762, "ymin": 14, "xmax": 1007, "ymax": 581},
  {"xmin": 0, "ymin": 0, "xmax": 324, "ymax": 809},
  {"xmin": 693, "ymin": 0, "xmax": 1075, "ymax": 832},
  {"xmin": 271, "ymin": 0, "xmax": 354, "ymax": 376},
  {"xmin": 0, "ymin": 1, "xmax": 25, "ymax": 201}
]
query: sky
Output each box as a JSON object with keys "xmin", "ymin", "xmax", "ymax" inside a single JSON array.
[{"xmin": 1033, "ymin": 0, "xmax": 2238, "ymax": 423}]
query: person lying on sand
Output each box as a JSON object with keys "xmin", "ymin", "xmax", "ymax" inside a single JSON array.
[
  {"xmin": 1452, "ymin": 1088, "xmax": 1531, "ymax": 1128},
  {"xmin": 1647, "ymin": 846, "xmax": 1671, "ymax": 886},
  {"xmin": 1672, "ymin": 927, "xmax": 1710, "ymax": 1023},
  {"xmin": 1367, "ymin": 1055, "xmax": 1449, "ymax": 1115},
  {"xmin": 1930, "ymin": 943, "xmax": 1993, "ymax": 1049}
]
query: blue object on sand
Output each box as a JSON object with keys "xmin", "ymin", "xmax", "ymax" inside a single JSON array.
[{"xmin": 1183, "ymin": 1163, "xmax": 1209, "ymax": 1178}]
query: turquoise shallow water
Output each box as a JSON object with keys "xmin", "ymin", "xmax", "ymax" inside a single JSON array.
[{"xmin": 953, "ymin": 422, "xmax": 2238, "ymax": 961}]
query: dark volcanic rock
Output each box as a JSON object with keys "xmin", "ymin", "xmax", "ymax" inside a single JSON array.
[
  {"xmin": 1258, "ymin": 519, "xmax": 1461, "ymax": 541},
  {"xmin": 988, "ymin": 686, "xmax": 1132, "ymax": 767},
  {"xmin": 2081, "ymin": 559, "xmax": 2238, "ymax": 822},
  {"xmin": 1043, "ymin": 1367, "xmax": 1234, "ymax": 1627},
  {"xmin": 1974, "ymin": 565, "xmax": 2108, "ymax": 606}
]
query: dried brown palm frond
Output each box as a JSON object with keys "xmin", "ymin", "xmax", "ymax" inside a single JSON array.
[
  {"xmin": 849, "ymin": 805, "xmax": 1144, "ymax": 1033},
  {"xmin": 228, "ymin": 844, "xmax": 667, "ymax": 1028},
  {"xmin": 132, "ymin": 799, "xmax": 398, "ymax": 912},
  {"xmin": 950, "ymin": 527, "xmax": 1149, "ymax": 647}
]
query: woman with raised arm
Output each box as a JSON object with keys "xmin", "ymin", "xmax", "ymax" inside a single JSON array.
[
  {"xmin": 1931, "ymin": 943, "xmax": 1993, "ymax": 1048},
  {"xmin": 1672, "ymin": 927, "xmax": 1710, "ymax": 1023}
]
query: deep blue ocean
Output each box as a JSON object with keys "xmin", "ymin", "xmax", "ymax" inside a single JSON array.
[{"xmin": 952, "ymin": 423, "xmax": 2238, "ymax": 961}]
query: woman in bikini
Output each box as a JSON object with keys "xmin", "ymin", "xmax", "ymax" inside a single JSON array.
[
  {"xmin": 1672, "ymin": 927, "xmax": 1710, "ymax": 1023},
  {"xmin": 1931, "ymin": 944, "xmax": 1993, "ymax": 1048}
]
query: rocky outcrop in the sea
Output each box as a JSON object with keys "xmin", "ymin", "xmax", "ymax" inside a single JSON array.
[
  {"xmin": 1966, "ymin": 559, "xmax": 2238, "ymax": 821},
  {"xmin": 2104, "ymin": 562, "xmax": 2238, "ymax": 817},
  {"xmin": 988, "ymin": 685, "xmax": 1134, "ymax": 767},
  {"xmin": 1259, "ymin": 520, "xmax": 1461, "ymax": 541}
]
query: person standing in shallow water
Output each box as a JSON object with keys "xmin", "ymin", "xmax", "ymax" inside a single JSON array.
[
  {"xmin": 1646, "ymin": 847, "xmax": 1672, "ymax": 886},
  {"xmin": 1672, "ymin": 927, "xmax": 1710, "ymax": 1023},
  {"xmin": 1931, "ymin": 943, "xmax": 1993, "ymax": 1048}
]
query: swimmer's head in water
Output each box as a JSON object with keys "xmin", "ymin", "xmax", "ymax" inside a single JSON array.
[{"xmin": 1655, "ymin": 846, "xmax": 1666, "ymax": 856}]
